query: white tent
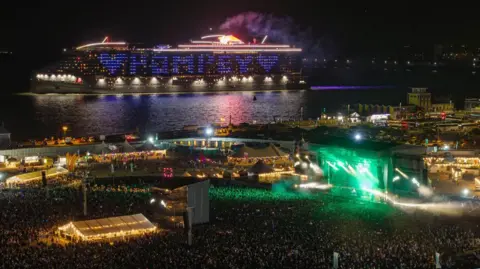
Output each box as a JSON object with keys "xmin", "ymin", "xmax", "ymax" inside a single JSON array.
[
  {"xmin": 122, "ymin": 140, "xmax": 136, "ymax": 153},
  {"xmin": 58, "ymin": 213, "xmax": 156, "ymax": 241},
  {"xmin": 6, "ymin": 167, "xmax": 69, "ymax": 185}
]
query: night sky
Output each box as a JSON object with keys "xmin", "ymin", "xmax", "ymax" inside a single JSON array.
[{"xmin": 4, "ymin": 2, "xmax": 480, "ymax": 90}]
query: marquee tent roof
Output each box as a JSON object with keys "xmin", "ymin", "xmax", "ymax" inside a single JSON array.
[
  {"xmin": 122, "ymin": 140, "xmax": 136, "ymax": 153},
  {"xmin": 248, "ymin": 160, "xmax": 274, "ymax": 174},
  {"xmin": 58, "ymin": 214, "xmax": 155, "ymax": 241},
  {"xmin": 231, "ymin": 144, "xmax": 289, "ymax": 158},
  {"xmin": 91, "ymin": 142, "xmax": 115, "ymax": 155}
]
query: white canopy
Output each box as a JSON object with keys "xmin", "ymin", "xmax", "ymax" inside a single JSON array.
[
  {"xmin": 58, "ymin": 213, "xmax": 156, "ymax": 241},
  {"xmin": 6, "ymin": 167, "xmax": 69, "ymax": 185}
]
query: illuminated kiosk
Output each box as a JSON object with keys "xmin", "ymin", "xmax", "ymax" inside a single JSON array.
[
  {"xmin": 57, "ymin": 214, "xmax": 156, "ymax": 242},
  {"xmin": 308, "ymin": 135, "xmax": 426, "ymax": 195}
]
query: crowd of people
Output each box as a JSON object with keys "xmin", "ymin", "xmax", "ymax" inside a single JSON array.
[
  {"xmin": 227, "ymin": 156, "xmax": 291, "ymax": 167},
  {"xmin": 93, "ymin": 151, "xmax": 166, "ymax": 164},
  {"xmin": 90, "ymin": 184, "xmax": 150, "ymax": 193},
  {"xmin": 0, "ymin": 183, "xmax": 479, "ymax": 268}
]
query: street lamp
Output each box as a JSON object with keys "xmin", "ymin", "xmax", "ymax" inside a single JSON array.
[
  {"xmin": 62, "ymin": 126, "xmax": 68, "ymax": 137},
  {"xmin": 205, "ymin": 127, "xmax": 213, "ymax": 136},
  {"xmin": 205, "ymin": 127, "xmax": 213, "ymax": 148}
]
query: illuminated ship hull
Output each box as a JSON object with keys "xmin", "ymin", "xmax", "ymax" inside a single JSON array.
[
  {"xmin": 32, "ymin": 35, "xmax": 307, "ymax": 94},
  {"xmin": 33, "ymin": 75, "xmax": 306, "ymax": 94}
]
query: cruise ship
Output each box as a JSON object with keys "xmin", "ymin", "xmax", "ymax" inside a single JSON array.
[{"xmin": 33, "ymin": 35, "xmax": 306, "ymax": 94}]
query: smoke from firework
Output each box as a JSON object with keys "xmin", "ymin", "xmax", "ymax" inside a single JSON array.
[{"xmin": 219, "ymin": 12, "xmax": 332, "ymax": 58}]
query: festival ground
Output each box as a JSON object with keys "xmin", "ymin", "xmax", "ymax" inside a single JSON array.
[{"xmin": 1, "ymin": 179, "xmax": 480, "ymax": 268}]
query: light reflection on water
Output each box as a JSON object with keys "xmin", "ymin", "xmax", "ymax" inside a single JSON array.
[
  {"xmin": 1, "ymin": 89, "xmax": 404, "ymax": 140},
  {"xmin": 27, "ymin": 92, "xmax": 306, "ymax": 138}
]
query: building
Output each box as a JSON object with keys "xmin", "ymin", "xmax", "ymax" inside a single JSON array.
[
  {"xmin": 407, "ymin": 88, "xmax": 455, "ymax": 112},
  {"xmin": 350, "ymin": 103, "xmax": 416, "ymax": 119},
  {"xmin": 407, "ymin": 88, "xmax": 431, "ymax": 111},
  {"xmin": 465, "ymin": 98, "xmax": 480, "ymax": 111},
  {"xmin": 436, "ymin": 123, "xmax": 479, "ymax": 134},
  {"xmin": 355, "ymin": 104, "xmax": 391, "ymax": 114},
  {"xmin": 388, "ymin": 105, "xmax": 417, "ymax": 119},
  {"xmin": 431, "ymin": 102, "xmax": 454, "ymax": 112},
  {"xmin": 0, "ymin": 126, "xmax": 11, "ymax": 149}
]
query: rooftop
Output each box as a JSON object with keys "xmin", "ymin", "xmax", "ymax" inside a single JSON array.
[{"xmin": 58, "ymin": 213, "xmax": 156, "ymax": 241}]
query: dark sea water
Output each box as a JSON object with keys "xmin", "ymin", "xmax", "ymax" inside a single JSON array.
[{"xmin": 0, "ymin": 87, "xmax": 438, "ymax": 141}]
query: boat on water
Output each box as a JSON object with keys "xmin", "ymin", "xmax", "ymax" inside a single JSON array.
[{"xmin": 32, "ymin": 35, "xmax": 307, "ymax": 94}]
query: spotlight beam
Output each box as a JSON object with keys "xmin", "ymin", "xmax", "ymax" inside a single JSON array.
[{"xmin": 395, "ymin": 168, "xmax": 409, "ymax": 179}]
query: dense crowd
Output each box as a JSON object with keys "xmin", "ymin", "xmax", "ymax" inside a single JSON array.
[
  {"xmin": 90, "ymin": 184, "xmax": 151, "ymax": 193},
  {"xmin": 0, "ymin": 184, "xmax": 479, "ymax": 268}
]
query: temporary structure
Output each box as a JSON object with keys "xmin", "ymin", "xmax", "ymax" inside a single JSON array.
[
  {"xmin": 230, "ymin": 144, "xmax": 289, "ymax": 159},
  {"xmin": 90, "ymin": 142, "xmax": 109, "ymax": 155},
  {"xmin": 122, "ymin": 140, "xmax": 136, "ymax": 153},
  {"xmin": 247, "ymin": 160, "xmax": 296, "ymax": 182},
  {"xmin": 6, "ymin": 167, "xmax": 69, "ymax": 185},
  {"xmin": 248, "ymin": 160, "xmax": 274, "ymax": 174},
  {"xmin": 58, "ymin": 214, "xmax": 156, "ymax": 241}
]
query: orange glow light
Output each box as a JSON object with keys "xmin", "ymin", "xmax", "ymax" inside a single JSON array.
[{"xmin": 218, "ymin": 35, "xmax": 243, "ymax": 44}]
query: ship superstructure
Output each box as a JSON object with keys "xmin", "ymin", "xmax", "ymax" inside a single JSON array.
[{"xmin": 34, "ymin": 35, "xmax": 305, "ymax": 93}]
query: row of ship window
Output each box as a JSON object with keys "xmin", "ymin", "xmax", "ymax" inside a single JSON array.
[{"xmin": 61, "ymin": 65, "xmax": 284, "ymax": 75}]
